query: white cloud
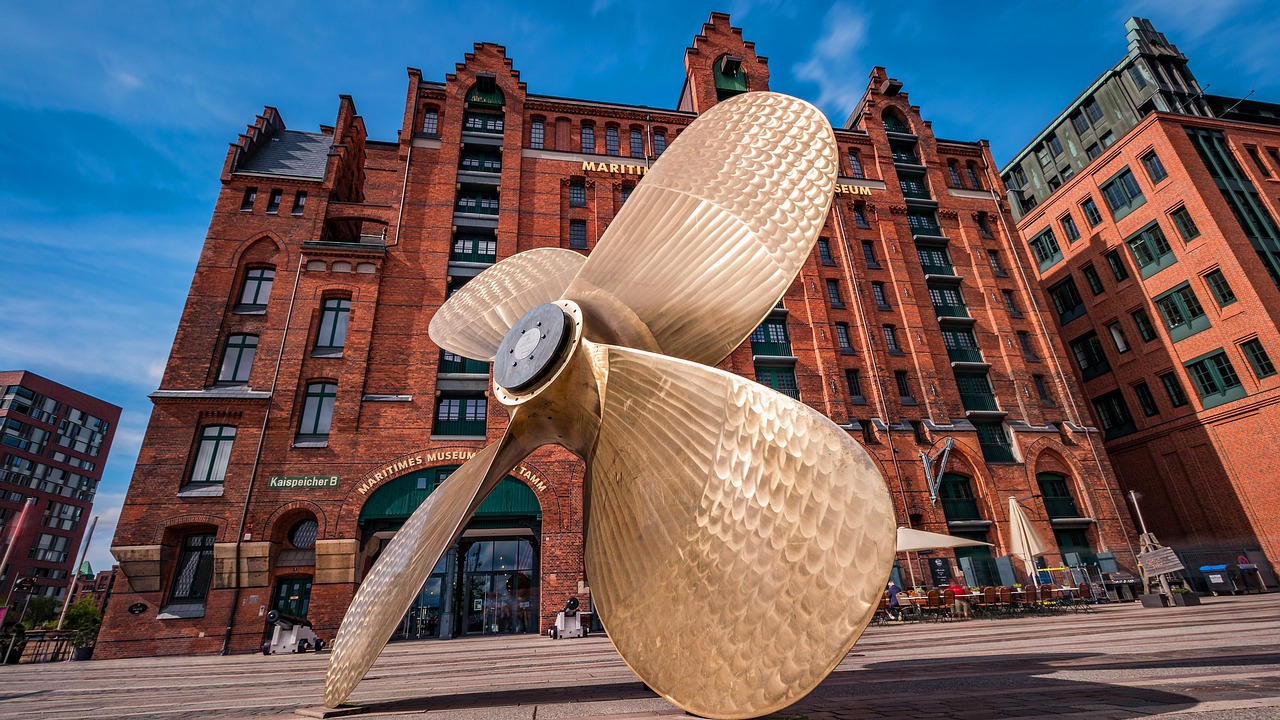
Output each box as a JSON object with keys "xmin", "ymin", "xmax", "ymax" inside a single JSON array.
[{"xmin": 792, "ymin": 2, "xmax": 869, "ymax": 120}]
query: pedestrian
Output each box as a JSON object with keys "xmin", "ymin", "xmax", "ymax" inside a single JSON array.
[
  {"xmin": 946, "ymin": 574, "xmax": 972, "ymax": 619},
  {"xmin": 886, "ymin": 581, "xmax": 903, "ymax": 620}
]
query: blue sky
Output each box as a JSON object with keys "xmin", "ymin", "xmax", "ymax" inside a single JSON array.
[{"xmin": 2, "ymin": 0, "xmax": 1277, "ymax": 573}]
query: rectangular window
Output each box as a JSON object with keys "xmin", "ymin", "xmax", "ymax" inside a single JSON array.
[
  {"xmin": 1060, "ymin": 214, "xmax": 1081, "ymax": 242},
  {"xmin": 42, "ymin": 501, "xmax": 81, "ymax": 531},
  {"xmin": 629, "ymin": 129, "xmax": 643, "ymax": 157},
  {"xmin": 1048, "ymin": 133, "xmax": 1063, "ymax": 156},
  {"xmin": 1101, "ymin": 168, "xmax": 1145, "ymax": 221},
  {"xmin": 1105, "ymin": 250, "xmax": 1129, "ymax": 282},
  {"xmin": 883, "ymin": 326, "xmax": 901, "ymax": 353},
  {"xmin": 217, "ymin": 335, "xmax": 258, "ymax": 384},
  {"xmin": 872, "ymin": 282, "xmax": 889, "ymax": 309},
  {"xmin": 754, "ymin": 366, "xmax": 799, "ymax": 400},
  {"xmin": 1134, "ymin": 382, "xmax": 1159, "ymax": 417},
  {"xmin": 1002, "ymin": 289, "xmax": 1021, "ymax": 317},
  {"xmin": 451, "ymin": 233, "xmax": 497, "ymax": 263},
  {"xmin": 569, "ymin": 181, "xmax": 586, "ymax": 207},
  {"xmin": 1247, "ymin": 147, "xmax": 1271, "ymax": 177},
  {"xmin": 266, "ymin": 189, "xmax": 282, "ymax": 214},
  {"xmin": 1107, "ymin": 322, "xmax": 1130, "ymax": 353},
  {"xmin": 894, "ymin": 371, "xmax": 914, "ymax": 402},
  {"xmin": 238, "ymin": 267, "xmax": 275, "ymax": 309},
  {"xmin": 1128, "ymin": 65, "xmax": 1148, "ymax": 90},
  {"xmin": 1071, "ymin": 113, "xmax": 1090, "ymax": 134},
  {"xmin": 1154, "ymin": 283, "xmax": 1209, "ymax": 342},
  {"xmin": 240, "ymin": 187, "xmax": 257, "ymax": 212},
  {"xmin": 1048, "ymin": 278, "xmax": 1084, "ymax": 324},
  {"xmin": 975, "ymin": 421, "xmax": 1014, "ymax": 462},
  {"xmin": 1081, "ymin": 197, "xmax": 1103, "ymax": 227},
  {"xmin": 1101, "ymin": 131, "xmax": 1117, "ymax": 148},
  {"xmin": 1028, "ymin": 227, "xmax": 1063, "ymax": 270},
  {"xmin": 460, "ymin": 148, "xmax": 501, "ymax": 173},
  {"xmin": 817, "ymin": 239, "xmax": 835, "ymax": 265},
  {"xmin": 1160, "ymin": 372, "xmax": 1189, "ymax": 407},
  {"xmin": 530, "ymin": 120, "xmax": 545, "ymax": 149},
  {"xmin": 28, "ymin": 533, "xmax": 70, "ymax": 563},
  {"xmin": 189, "ymin": 426, "xmax": 235, "ymax": 485},
  {"xmin": 862, "ymin": 242, "xmax": 880, "ymax": 268},
  {"xmin": 846, "ymin": 369, "xmax": 865, "ymax": 402},
  {"xmin": 1018, "ymin": 331, "xmax": 1039, "ymax": 361},
  {"xmin": 569, "ymin": 220, "xmax": 587, "ymax": 249},
  {"xmin": 1125, "ymin": 222, "xmax": 1175, "ymax": 278},
  {"xmin": 605, "ymin": 127, "xmax": 619, "ymax": 156},
  {"xmin": 291, "ymin": 191, "xmax": 307, "ymax": 216},
  {"xmin": 580, "ymin": 125, "xmax": 595, "ymax": 153},
  {"xmin": 315, "ymin": 298, "xmax": 351, "ymax": 350},
  {"xmin": 906, "ymin": 210, "xmax": 940, "ymax": 234},
  {"xmin": 853, "ymin": 206, "xmax": 871, "ymax": 229},
  {"xmin": 1092, "ymin": 389, "xmax": 1135, "ymax": 439},
  {"xmin": 930, "ymin": 285, "xmax": 967, "ymax": 317},
  {"xmin": 620, "ymin": 185, "xmax": 632, "ymax": 205},
  {"xmin": 1204, "ymin": 269, "xmax": 1237, "ymax": 306},
  {"xmin": 987, "ymin": 250, "xmax": 1007, "ymax": 276},
  {"xmin": 1082, "ymin": 264, "xmax": 1104, "ymax": 295},
  {"xmin": 848, "ymin": 151, "xmax": 864, "ymax": 179},
  {"xmin": 1033, "ymin": 375, "xmax": 1055, "ymax": 405},
  {"xmin": 835, "ymin": 323, "xmax": 853, "ymax": 353},
  {"xmin": 422, "ymin": 109, "xmax": 439, "ymax": 136},
  {"xmin": 1085, "ymin": 98, "xmax": 1103, "ymax": 123},
  {"xmin": 826, "ymin": 279, "xmax": 844, "ymax": 308},
  {"xmin": 1185, "ymin": 349, "xmax": 1245, "ymax": 409},
  {"xmin": 1132, "ymin": 308, "xmax": 1157, "ymax": 342},
  {"xmin": 1170, "ymin": 206, "xmax": 1200, "ymax": 241},
  {"xmin": 1142, "ymin": 151, "xmax": 1168, "ymax": 183},
  {"xmin": 463, "ymin": 112, "xmax": 503, "ymax": 134},
  {"xmin": 455, "ymin": 191, "xmax": 500, "ymax": 214},
  {"xmin": 653, "ymin": 131, "xmax": 666, "ymax": 157},
  {"xmin": 435, "ymin": 396, "xmax": 488, "ymax": 436},
  {"xmin": 1069, "ymin": 331, "xmax": 1111, "ymax": 380},
  {"xmin": 1087, "ymin": 143, "xmax": 1102, "ymax": 160},
  {"xmin": 169, "ymin": 534, "xmax": 215, "ymax": 604},
  {"xmin": 298, "ymin": 382, "xmax": 337, "ymax": 438},
  {"xmin": 1242, "ymin": 339, "xmax": 1277, "ymax": 378},
  {"xmin": 977, "ymin": 214, "xmax": 994, "ymax": 239}
]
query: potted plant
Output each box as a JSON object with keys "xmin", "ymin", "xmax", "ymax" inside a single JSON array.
[
  {"xmin": 1138, "ymin": 592, "xmax": 1168, "ymax": 608},
  {"xmin": 63, "ymin": 596, "xmax": 103, "ymax": 660},
  {"xmin": 1169, "ymin": 587, "xmax": 1201, "ymax": 607}
]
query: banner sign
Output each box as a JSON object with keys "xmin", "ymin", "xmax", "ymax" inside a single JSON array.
[{"xmin": 268, "ymin": 476, "xmax": 339, "ymax": 489}]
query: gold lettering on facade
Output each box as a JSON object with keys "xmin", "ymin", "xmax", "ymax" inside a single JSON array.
[
  {"xmin": 581, "ymin": 160, "xmax": 647, "ymax": 176},
  {"xmin": 834, "ymin": 184, "xmax": 873, "ymax": 196},
  {"xmin": 356, "ymin": 450, "xmax": 551, "ymax": 496}
]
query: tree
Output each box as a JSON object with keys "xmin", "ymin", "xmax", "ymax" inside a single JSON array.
[{"xmin": 62, "ymin": 596, "xmax": 102, "ymax": 648}]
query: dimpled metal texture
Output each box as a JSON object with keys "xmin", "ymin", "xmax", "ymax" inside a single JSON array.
[
  {"xmin": 584, "ymin": 343, "xmax": 896, "ymax": 719},
  {"xmin": 429, "ymin": 247, "xmax": 586, "ymax": 361},
  {"xmin": 563, "ymin": 92, "xmax": 838, "ymax": 367},
  {"xmin": 324, "ymin": 435, "xmax": 528, "ymax": 708}
]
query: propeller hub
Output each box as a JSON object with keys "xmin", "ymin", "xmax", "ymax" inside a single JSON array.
[{"xmin": 494, "ymin": 303, "xmax": 572, "ymax": 393}]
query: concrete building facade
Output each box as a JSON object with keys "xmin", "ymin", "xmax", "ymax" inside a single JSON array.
[{"xmin": 99, "ymin": 14, "xmax": 1136, "ymax": 659}]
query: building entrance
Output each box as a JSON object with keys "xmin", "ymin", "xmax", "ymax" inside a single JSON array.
[
  {"xmin": 271, "ymin": 576, "xmax": 312, "ymax": 618},
  {"xmin": 359, "ymin": 464, "xmax": 543, "ymax": 641}
]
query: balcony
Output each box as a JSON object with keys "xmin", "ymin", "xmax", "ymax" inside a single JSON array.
[
  {"xmin": 449, "ymin": 247, "xmax": 496, "ymax": 264},
  {"xmin": 941, "ymin": 498, "xmax": 983, "ymax": 522},
  {"xmin": 750, "ymin": 340, "xmax": 792, "ymax": 357},
  {"xmin": 433, "ymin": 418, "xmax": 486, "ymax": 437},
  {"xmin": 947, "ymin": 347, "xmax": 985, "ymax": 364},
  {"xmin": 891, "ymin": 149, "xmax": 920, "ymax": 165},
  {"xmin": 921, "ymin": 262, "xmax": 958, "ymax": 278},
  {"xmin": 1042, "ymin": 495, "xmax": 1081, "ymax": 519},
  {"xmin": 933, "ymin": 303, "xmax": 970, "ymax": 320},
  {"xmin": 960, "ymin": 392, "xmax": 999, "ymax": 412},
  {"xmin": 440, "ymin": 354, "xmax": 490, "ymax": 375},
  {"xmin": 980, "ymin": 441, "xmax": 1017, "ymax": 463}
]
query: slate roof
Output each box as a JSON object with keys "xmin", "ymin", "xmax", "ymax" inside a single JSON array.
[{"xmin": 238, "ymin": 130, "xmax": 331, "ymax": 179}]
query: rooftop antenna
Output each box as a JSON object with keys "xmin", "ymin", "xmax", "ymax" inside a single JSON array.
[{"xmin": 1219, "ymin": 89, "xmax": 1256, "ymax": 117}]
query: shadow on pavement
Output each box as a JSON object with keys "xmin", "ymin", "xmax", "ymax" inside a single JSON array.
[{"xmin": 362, "ymin": 680, "xmax": 656, "ymax": 715}]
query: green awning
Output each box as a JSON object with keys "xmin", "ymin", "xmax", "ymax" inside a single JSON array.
[
  {"xmin": 359, "ymin": 466, "xmax": 540, "ymax": 524},
  {"xmin": 466, "ymin": 84, "xmax": 505, "ymax": 108}
]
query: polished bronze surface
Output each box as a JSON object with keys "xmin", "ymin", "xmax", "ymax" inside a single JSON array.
[{"xmin": 326, "ymin": 91, "xmax": 895, "ymax": 719}]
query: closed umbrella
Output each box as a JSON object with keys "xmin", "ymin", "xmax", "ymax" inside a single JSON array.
[
  {"xmin": 1008, "ymin": 497, "xmax": 1046, "ymax": 587},
  {"xmin": 895, "ymin": 527, "xmax": 993, "ymax": 588}
]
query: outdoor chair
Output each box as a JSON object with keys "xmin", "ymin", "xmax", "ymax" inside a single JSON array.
[
  {"xmin": 974, "ymin": 586, "xmax": 998, "ymax": 618},
  {"xmin": 925, "ymin": 590, "xmax": 949, "ymax": 622}
]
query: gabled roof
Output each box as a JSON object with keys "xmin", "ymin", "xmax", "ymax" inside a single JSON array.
[{"xmin": 238, "ymin": 130, "xmax": 331, "ymax": 179}]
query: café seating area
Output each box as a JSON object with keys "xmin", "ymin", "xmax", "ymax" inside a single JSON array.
[{"xmin": 873, "ymin": 584, "xmax": 1098, "ymax": 624}]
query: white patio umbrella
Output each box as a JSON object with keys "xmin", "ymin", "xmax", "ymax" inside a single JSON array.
[
  {"xmin": 1008, "ymin": 496, "xmax": 1047, "ymax": 587},
  {"xmin": 894, "ymin": 527, "xmax": 994, "ymax": 588}
]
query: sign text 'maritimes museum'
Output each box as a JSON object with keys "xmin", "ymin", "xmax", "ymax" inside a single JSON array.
[{"xmin": 355, "ymin": 450, "xmax": 548, "ymax": 496}]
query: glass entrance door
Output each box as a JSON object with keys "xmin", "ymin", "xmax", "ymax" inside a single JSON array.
[{"xmin": 460, "ymin": 538, "xmax": 537, "ymax": 635}]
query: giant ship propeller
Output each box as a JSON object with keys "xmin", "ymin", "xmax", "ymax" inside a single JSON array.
[{"xmin": 324, "ymin": 91, "xmax": 896, "ymax": 720}]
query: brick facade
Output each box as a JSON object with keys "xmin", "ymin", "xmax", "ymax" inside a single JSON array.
[
  {"xmin": 1011, "ymin": 111, "xmax": 1280, "ymax": 582},
  {"xmin": 98, "ymin": 13, "xmax": 1136, "ymax": 659}
]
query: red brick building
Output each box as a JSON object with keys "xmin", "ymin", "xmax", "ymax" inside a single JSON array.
[
  {"xmin": 1008, "ymin": 111, "xmax": 1280, "ymax": 583},
  {"xmin": 0, "ymin": 370, "xmax": 121, "ymax": 604},
  {"xmin": 99, "ymin": 13, "xmax": 1136, "ymax": 659}
]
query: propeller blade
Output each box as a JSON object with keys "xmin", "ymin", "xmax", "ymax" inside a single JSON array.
[
  {"xmin": 581, "ymin": 342, "xmax": 895, "ymax": 720},
  {"xmin": 430, "ymin": 247, "xmax": 586, "ymax": 361},
  {"xmin": 324, "ymin": 428, "xmax": 536, "ymax": 707},
  {"xmin": 562, "ymin": 93, "xmax": 838, "ymax": 366}
]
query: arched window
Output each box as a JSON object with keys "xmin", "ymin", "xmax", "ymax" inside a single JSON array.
[
  {"xmin": 529, "ymin": 116, "xmax": 545, "ymax": 149},
  {"xmin": 580, "ymin": 123, "xmax": 595, "ymax": 154},
  {"xmin": 653, "ymin": 130, "xmax": 667, "ymax": 157},
  {"xmin": 966, "ymin": 162, "xmax": 984, "ymax": 190},
  {"xmin": 605, "ymin": 126, "xmax": 620, "ymax": 156},
  {"xmin": 947, "ymin": 160, "xmax": 964, "ymax": 188},
  {"xmin": 421, "ymin": 106, "xmax": 440, "ymax": 136},
  {"xmin": 848, "ymin": 150, "xmax": 864, "ymax": 179},
  {"xmin": 713, "ymin": 54, "xmax": 747, "ymax": 101},
  {"xmin": 629, "ymin": 127, "xmax": 643, "ymax": 157},
  {"xmin": 882, "ymin": 108, "xmax": 911, "ymax": 134},
  {"xmin": 1036, "ymin": 472, "xmax": 1081, "ymax": 519}
]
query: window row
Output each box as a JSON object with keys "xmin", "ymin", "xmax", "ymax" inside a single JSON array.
[
  {"xmin": 218, "ymin": 298, "xmax": 350, "ymax": 385},
  {"xmin": 240, "ymin": 187, "xmax": 306, "ymax": 216},
  {"xmin": 944, "ymin": 159, "xmax": 985, "ymax": 191}
]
